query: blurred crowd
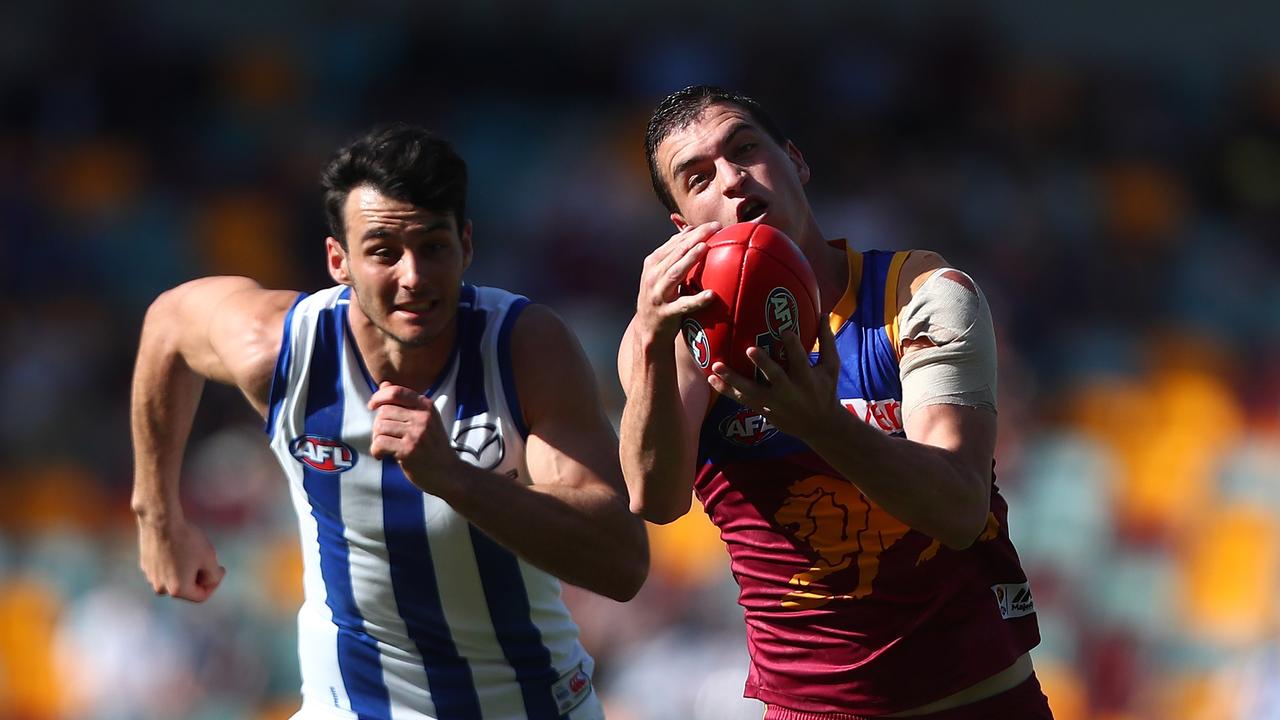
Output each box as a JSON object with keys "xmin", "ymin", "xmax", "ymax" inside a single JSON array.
[{"xmin": 2, "ymin": 2, "xmax": 1279, "ymax": 718}]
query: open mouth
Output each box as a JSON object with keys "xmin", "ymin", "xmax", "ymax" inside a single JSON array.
[{"xmin": 737, "ymin": 199, "xmax": 768, "ymax": 223}]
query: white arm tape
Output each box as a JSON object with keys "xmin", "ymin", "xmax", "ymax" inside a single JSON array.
[{"xmin": 897, "ymin": 268, "xmax": 997, "ymax": 422}]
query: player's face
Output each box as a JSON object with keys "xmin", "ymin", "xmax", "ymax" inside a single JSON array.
[
  {"xmin": 327, "ymin": 185, "xmax": 472, "ymax": 348},
  {"xmin": 657, "ymin": 102, "xmax": 812, "ymax": 238}
]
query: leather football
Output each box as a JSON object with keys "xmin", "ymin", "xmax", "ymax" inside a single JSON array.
[{"xmin": 680, "ymin": 222, "xmax": 820, "ymax": 381}]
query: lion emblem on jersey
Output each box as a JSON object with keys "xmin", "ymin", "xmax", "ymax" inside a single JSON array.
[
  {"xmin": 773, "ymin": 474, "xmax": 914, "ymax": 609},
  {"xmin": 773, "ymin": 475, "xmax": 1002, "ymax": 609}
]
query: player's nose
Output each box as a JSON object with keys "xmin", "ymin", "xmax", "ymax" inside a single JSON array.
[
  {"xmin": 716, "ymin": 158, "xmax": 748, "ymax": 197},
  {"xmin": 398, "ymin": 252, "xmax": 427, "ymax": 291}
]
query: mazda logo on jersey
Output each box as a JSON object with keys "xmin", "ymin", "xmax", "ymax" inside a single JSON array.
[
  {"xmin": 452, "ymin": 422, "xmax": 505, "ymax": 470},
  {"xmin": 290, "ymin": 435, "xmax": 358, "ymax": 473}
]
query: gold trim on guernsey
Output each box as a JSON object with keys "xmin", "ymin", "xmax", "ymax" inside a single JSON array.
[
  {"xmin": 883, "ymin": 251, "xmax": 910, "ymax": 361},
  {"xmin": 822, "ymin": 241, "xmax": 862, "ymax": 350}
]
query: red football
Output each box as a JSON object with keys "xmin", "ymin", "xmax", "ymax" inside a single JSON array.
[{"xmin": 680, "ymin": 222, "xmax": 821, "ymax": 381}]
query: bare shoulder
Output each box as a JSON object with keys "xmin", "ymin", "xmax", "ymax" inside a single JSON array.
[
  {"xmin": 509, "ymin": 303, "xmax": 605, "ymax": 427},
  {"xmin": 206, "ymin": 283, "xmax": 302, "ymax": 412},
  {"xmin": 510, "ymin": 302, "xmax": 582, "ymax": 370}
]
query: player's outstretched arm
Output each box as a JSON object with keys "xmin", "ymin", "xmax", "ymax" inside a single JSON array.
[
  {"xmin": 130, "ymin": 277, "xmax": 299, "ymax": 602},
  {"xmin": 371, "ymin": 304, "xmax": 649, "ymax": 601},
  {"xmin": 617, "ymin": 224, "xmax": 718, "ymax": 523}
]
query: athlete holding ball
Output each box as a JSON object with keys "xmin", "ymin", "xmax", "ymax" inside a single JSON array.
[{"xmin": 618, "ymin": 85, "xmax": 1053, "ymax": 719}]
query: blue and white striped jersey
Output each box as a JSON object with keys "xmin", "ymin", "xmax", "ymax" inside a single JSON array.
[{"xmin": 265, "ymin": 284, "xmax": 601, "ymax": 720}]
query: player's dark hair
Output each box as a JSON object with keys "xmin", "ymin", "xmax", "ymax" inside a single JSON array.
[
  {"xmin": 644, "ymin": 85, "xmax": 788, "ymax": 214},
  {"xmin": 321, "ymin": 123, "xmax": 468, "ymax": 247}
]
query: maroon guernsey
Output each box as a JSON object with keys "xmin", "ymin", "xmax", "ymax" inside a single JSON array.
[{"xmin": 694, "ymin": 248, "xmax": 1040, "ymax": 716}]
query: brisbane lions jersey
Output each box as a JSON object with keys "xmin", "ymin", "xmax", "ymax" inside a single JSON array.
[
  {"xmin": 265, "ymin": 285, "xmax": 599, "ymax": 720},
  {"xmin": 694, "ymin": 247, "xmax": 1040, "ymax": 716}
]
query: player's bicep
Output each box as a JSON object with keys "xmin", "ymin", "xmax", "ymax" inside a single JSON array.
[
  {"xmin": 896, "ymin": 256, "xmax": 999, "ymax": 476},
  {"xmin": 517, "ymin": 306, "xmax": 625, "ymax": 493},
  {"xmin": 617, "ymin": 315, "xmax": 710, "ymax": 473},
  {"xmin": 903, "ymin": 401, "xmax": 996, "ymax": 480},
  {"xmin": 673, "ymin": 332, "xmax": 713, "ymax": 467},
  {"xmin": 617, "ymin": 316, "xmax": 639, "ymax": 392}
]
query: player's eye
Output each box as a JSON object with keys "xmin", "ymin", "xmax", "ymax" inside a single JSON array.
[
  {"xmin": 687, "ymin": 173, "xmax": 709, "ymax": 191},
  {"xmin": 371, "ymin": 247, "xmax": 398, "ymax": 262},
  {"xmin": 736, "ymin": 142, "xmax": 758, "ymax": 158}
]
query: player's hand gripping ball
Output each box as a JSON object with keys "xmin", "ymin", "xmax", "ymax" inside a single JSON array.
[{"xmin": 680, "ymin": 222, "xmax": 820, "ymax": 381}]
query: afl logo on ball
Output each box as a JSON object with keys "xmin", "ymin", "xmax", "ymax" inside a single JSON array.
[
  {"xmin": 765, "ymin": 287, "xmax": 799, "ymax": 338},
  {"xmin": 290, "ymin": 435, "xmax": 358, "ymax": 474},
  {"xmin": 452, "ymin": 422, "xmax": 505, "ymax": 470},
  {"xmin": 682, "ymin": 318, "xmax": 710, "ymax": 369}
]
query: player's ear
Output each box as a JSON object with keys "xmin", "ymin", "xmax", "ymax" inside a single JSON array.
[
  {"xmin": 460, "ymin": 219, "xmax": 474, "ymax": 271},
  {"xmin": 671, "ymin": 212, "xmax": 690, "ymax": 232},
  {"xmin": 326, "ymin": 237, "xmax": 352, "ymax": 285},
  {"xmin": 785, "ymin": 141, "xmax": 811, "ymax": 185}
]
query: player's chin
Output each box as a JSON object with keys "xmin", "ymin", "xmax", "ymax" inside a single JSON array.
[
  {"xmin": 392, "ymin": 330, "xmax": 433, "ymax": 348},
  {"xmin": 393, "ymin": 323, "xmax": 445, "ymax": 348}
]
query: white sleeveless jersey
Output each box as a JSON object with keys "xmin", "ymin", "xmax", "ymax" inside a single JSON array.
[{"xmin": 265, "ymin": 284, "xmax": 601, "ymax": 720}]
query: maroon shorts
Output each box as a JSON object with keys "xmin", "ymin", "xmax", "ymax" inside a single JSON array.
[{"xmin": 764, "ymin": 672, "xmax": 1054, "ymax": 720}]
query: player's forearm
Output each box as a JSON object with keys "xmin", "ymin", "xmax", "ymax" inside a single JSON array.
[
  {"xmin": 130, "ymin": 292, "xmax": 207, "ymax": 524},
  {"xmin": 619, "ymin": 342, "xmax": 696, "ymax": 524},
  {"xmin": 440, "ymin": 463, "xmax": 648, "ymax": 601},
  {"xmin": 804, "ymin": 408, "xmax": 990, "ymax": 549}
]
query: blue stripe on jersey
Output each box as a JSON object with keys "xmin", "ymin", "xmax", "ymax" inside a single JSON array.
[
  {"xmin": 496, "ymin": 298, "xmax": 530, "ymax": 438},
  {"xmin": 454, "ymin": 287, "xmax": 490, "ymax": 421},
  {"xmin": 468, "ymin": 527, "xmax": 563, "ymax": 719},
  {"xmin": 304, "ymin": 301, "xmax": 392, "ymax": 720},
  {"xmin": 265, "ymin": 292, "xmax": 308, "ymax": 435},
  {"xmin": 381, "ymin": 462, "xmax": 483, "ymax": 718}
]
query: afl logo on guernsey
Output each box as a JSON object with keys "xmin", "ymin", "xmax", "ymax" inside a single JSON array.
[
  {"xmin": 720, "ymin": 407, "xmax": 778, "ymax": 447},
  {"xmin": 682, "ymin": 318, "xmax": 710, "ymax": 369},
  {"xmin": 290, "ymin": 435, "xmax": 358, "ymax": 473},
  {"xmin": 765, "ymin": 287, "xmax": 799, "ymax": 338}
]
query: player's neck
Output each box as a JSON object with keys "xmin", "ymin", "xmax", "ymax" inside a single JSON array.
[
  {"xmin": 348, "ymin": 306, "xmax": 458, "ymax": 393},
  {"xmin": 793, "ymin": 215, "xmax": 847, "ymax": 315}
]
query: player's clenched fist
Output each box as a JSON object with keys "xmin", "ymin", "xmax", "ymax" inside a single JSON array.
[
  {"xmin": 368, "ymin": 381, "xmax": 461, "ymax": 497},
  {"xmin": 136, "ymin": 517, "xmax": 226, "ymax": 603}
]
